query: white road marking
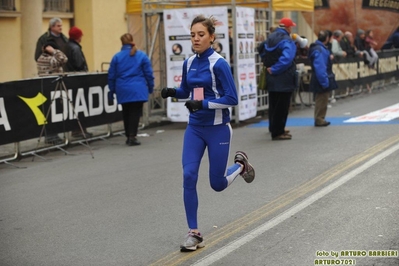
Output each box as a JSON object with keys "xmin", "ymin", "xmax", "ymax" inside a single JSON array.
[
  {"xmin": 192, "ymin": 142, "xmax": 399, "ymax": 266},
  {"xmin": 344, "ymin": 103, "xmax": 399, "ymax": 122}
]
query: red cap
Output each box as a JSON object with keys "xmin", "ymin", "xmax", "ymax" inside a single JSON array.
[
  {"xmin": 279, "ymin": 18, "xmax": 296, "ymax": 28},
  {"xmin": 69, "ymin": 26, "xmax": 83, "ymax": 40}
]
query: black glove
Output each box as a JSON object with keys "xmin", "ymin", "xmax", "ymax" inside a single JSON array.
[
  {"xmin": 185, "ymin": 100, "xmax": 202, "ymax": 113},
  {"xmin": 161, "ymin": 87, "xmax": 176, "ymax": 99}
]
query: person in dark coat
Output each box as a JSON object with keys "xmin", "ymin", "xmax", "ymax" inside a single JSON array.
[
  {"xmin": 108, "ymin": 33, "xmax": 154, "ymax": 146},
  {"xmin": 64, "ymin": 26, "xmax": 88, "ymax": 72},
  {"xmin": 263, "ymin": 17, "xmax": 297, "ymax": 140},
  {"xmin": 34, "ymin": 17, "xmax": 68, "ymax": 62},
  {"xmin": 64, "ymin": 26, "xmax": 92, "ymax": 138},
  {"xmin": 308, "ymin": 30, "xmax": 338, "ymax": 127},
  {"xmin": 381, "ymin": 27, "xmax": 399, "ymax": 50}
]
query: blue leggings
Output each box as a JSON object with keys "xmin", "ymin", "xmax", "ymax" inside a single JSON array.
[{"xmin": 182, "ymin": 123, "xmax": 241, "ymax": 229}]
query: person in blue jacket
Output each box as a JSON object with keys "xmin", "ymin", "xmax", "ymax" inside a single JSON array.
[
  {"xmin": 308, "ymin": 30, "xmax": 338, "ymax": 127},
  {"xmin": 108, "ymin": 33, "xmax": 154, "ymax": 146},
  {"xmin": 161, "ymin": 15, "xmax": 255, "ymax": 252},
  {"xmin": 263, "ymin": 18, "xmax": 297, "ymax": 140},
  {"xmin": 381, "ymin": 27, "xmax": 399, "ymax": 50}
]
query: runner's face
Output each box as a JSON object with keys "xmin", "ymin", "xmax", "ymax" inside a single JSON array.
[{"xmin": 191, "ymin": 23, "xmax": 214, "ymax": 54}]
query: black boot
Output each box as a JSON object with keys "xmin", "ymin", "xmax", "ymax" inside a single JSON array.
[{"xmin": 126, "ymin": 136, "xmax": 140, "ymax": 146}]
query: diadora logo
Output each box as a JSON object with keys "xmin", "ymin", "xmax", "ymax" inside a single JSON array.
[
  {"xmin": 18, "ymin": 93, "xmax": 48, "ymax": 125},
  {"xmin": 0, "ymin": 86, "xmax": 120, "ymax": 131}
]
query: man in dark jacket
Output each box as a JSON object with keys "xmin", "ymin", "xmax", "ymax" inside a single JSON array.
[
  {"xmin": 64, "ymin": 26, "xmax": 88, "ymax": 72},
  {"xmin": 340, "ymin": 31, "xmax": 363, "ymax": 58},
  {"xmin": 263, "ymin": 17, "xmax": 297, "ymax": 140},
  {"xmin": 308, "ymin": 30, "xmax": 338, "ymax": 127},
  {"xmin": 64, "ymin": 26, "xmax": 92, "ymax": 138},
  {"xmin": 34, "ymin": 17, "xmax": 68, "ymax": 61}
]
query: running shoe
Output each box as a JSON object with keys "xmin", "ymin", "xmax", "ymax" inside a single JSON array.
[
  {"xmin": 234, "ymin": 151, "xmax": 255, "ymax": 183},
  {"xmin": 180, "ymin": 231, "xmax": 205, "ymax": 252}
]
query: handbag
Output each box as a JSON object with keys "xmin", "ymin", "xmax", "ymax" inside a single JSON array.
[{"xmin": 258, "ymin": 66, "xmax": 267, "ymax": 90}]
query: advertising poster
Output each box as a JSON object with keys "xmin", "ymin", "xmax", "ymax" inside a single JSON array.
[
  {"xmin": 235, "ymin": 7, "xmax": 257, "ymax": 121},
  {"xmin": 163, "ymin": 7, "xmax": 229, "ymax": 122},
  {"xmin": 302, "ymin": 0, "xmax": 399, "ymax": 50}
]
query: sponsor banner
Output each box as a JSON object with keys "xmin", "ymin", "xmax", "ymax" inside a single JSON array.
[
  {"xmin": 344, "ymin": 103, "xmax": 399, "ymax": 123},
  {"xmin": 163, "ymin": 7, "xmax": 229, "ymax": 122},
  {"xmin": 236, "ymin": 7, "xmax": 257, "ymax": 121},
  {"xmin": 362, "ymin": 0, "xmax": 399, "ymax": 13},
  {"xmin": 0, "ymin": 73, "xmax": 122, "ymax": 145}
]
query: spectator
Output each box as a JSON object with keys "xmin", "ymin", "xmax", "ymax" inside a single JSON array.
[
  {"xmin": 381, "ymin": 26, "xmax": 399, "ymax": 50},
  {"xmin": 263, "ymin": 17, "xmax": 297, "ymax": 140},
  {"xmin": 64, "ymin": 26, "xmax": 88, "ymax": 72},
  {"xmin": 108, "ymin": 33, "xmax": 154, "ymax": 146},
  {"xmin": 331, "ymin": 30, "xmax": 347, "ymax": 59},
  {"xmin": 340, "ymin": 31, "xmax": 363, "ymax": 58},
  {"xmin": 364, "ymin": 30, "xmax": 379, "ymax": 69},
  {"xmin": 36, "ymin": 40, "xmax": 68, "ymax": 144},
  {"xmin": 64, "ymin": 26, "xmax": 92, "ymax": 138},
  {"xmin": 34, "ymin": 17, "xmax": 68, "ymax": 62},
  {"xmin": 308, "ymin": 30, "xmax": 338, "ymax": 127},
  {"xmin": 355, "ymin": 29, "xmax": 377, "ymax": 69},
  {"xmin": 161, "ymin": 15, "xmax": 255, "ymax": 252}
]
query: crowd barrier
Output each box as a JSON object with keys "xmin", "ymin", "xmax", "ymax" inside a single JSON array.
[{"xmin": 1, "ymin": 50, "xmax": 398, "ymax": 165}]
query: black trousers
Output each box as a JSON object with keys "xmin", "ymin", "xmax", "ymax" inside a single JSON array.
[
  {"xmin": 121, "ymin": 101, "xmax": 144, "ymax": 138},
  {"xmin": 268, "ymin": 91, "xmax": 292, "ymax": 138}
]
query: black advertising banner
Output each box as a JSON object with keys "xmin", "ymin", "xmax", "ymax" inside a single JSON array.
[
  {"xmin": 0, "ymin": 73, "xmax": 122, "ymax": 145},
  {"xmin": 362, "ymin": 0, "xmax": 399, "ymax": 12}
]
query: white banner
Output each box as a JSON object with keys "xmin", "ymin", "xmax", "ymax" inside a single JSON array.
[
  {"xmin": 163, "ymin": 7, "xmax": 229, "ymax": 122},
  {"xmin": 344, "ymin": 103, "xmax": 399, "ymax": 123},
  {"xmin": 235, "ymin": 7, "xmax": 257, "ymax": 121}
]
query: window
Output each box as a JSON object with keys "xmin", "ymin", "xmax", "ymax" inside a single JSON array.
[
  {"xmin": 43, "ymin": 0, "xmax": 71, "ymax": 12},
  {"xmin": 0, "ymin": 0, "xmax": 16, "ymax": 11}
]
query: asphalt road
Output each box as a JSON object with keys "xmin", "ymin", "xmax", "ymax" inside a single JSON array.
[{"xmin": 1, "ymin": 83, "xmax": 399, "ymax": 266}]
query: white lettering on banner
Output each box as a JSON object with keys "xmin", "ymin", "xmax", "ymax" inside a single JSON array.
[
  {"xmin": 0, "ymin": 98, "xmax": 11, "ymax": 131},
  {"xmin": 344, "ymin": 103, "xmax": 399, "ymax": 123},
  {"xmin": 50, "ymin": 86, "xmax": 121, "ymax": 122},
  {"xmin": 74, "ymin": 88, "xmax": 90, "ymax": 118},
  {"xmin": 88, "ymin": 86, "xmax": 103, "ymax": 116},
  {"xmin": 51, "ymin": 90, "xmax": 69, "ymax": 123}
]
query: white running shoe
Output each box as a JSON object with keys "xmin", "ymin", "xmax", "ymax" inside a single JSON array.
[
  {"xmin": 180, "ymin": 231, "xmax": 205, "ymax": 252},
  {"xmin": 234, "ymin": 151, "xmax": 255, "ymax": 183}
]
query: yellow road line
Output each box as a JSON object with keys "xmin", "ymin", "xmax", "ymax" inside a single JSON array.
[{"xmin": 150, "ymin": 134, "xmax": 399, "ymax": 266}]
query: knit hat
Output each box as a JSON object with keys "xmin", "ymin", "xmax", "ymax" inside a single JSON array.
[
  {"xmin": 279, "ymin": 18, "xmax": 296, "ymax": 28},
  {"xmin": 357, "ymin": 29, "xmax": 365, "ymax": 35},
  {"xmin": 69, "ymin": 26, "xmax": 83, "ymax": 40}
]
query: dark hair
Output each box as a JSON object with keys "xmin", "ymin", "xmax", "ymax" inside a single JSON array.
[
  {"xmin": 190, "ymin": 15, "xmax": 216, "ymax": 42},
  {"xmin": 318, "ymin": 30, "xmax": 329, "ymax": 42}
]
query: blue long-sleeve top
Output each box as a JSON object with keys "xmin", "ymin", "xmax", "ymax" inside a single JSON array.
[{"xmin": 174, "ymin": 47, "xmax": 238, "ymax": 126}]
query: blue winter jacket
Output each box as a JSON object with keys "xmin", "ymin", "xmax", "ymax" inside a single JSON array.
[
  {"xmin": 175, "ymin": 47, "xmax": 238, "ymax": 126},
  {"xmin": 264, "ymin": 28, "xmax": 297, "ymax": 92},
  {"xmin": 308, "ymin": 40, "xmax": 334, "ymax": 92},
  {"xmin": 108, "ymin": 44, "xmax": 154, "ymax": 104}
]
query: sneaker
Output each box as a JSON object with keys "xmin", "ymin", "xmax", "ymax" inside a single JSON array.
[
  {"xmin": 234, "ymin": 151, "xmax": 255, "ymax": 183},
  {"xmin": 180, "ymin": 231, "xmax": 204, "ymax": 252}
]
